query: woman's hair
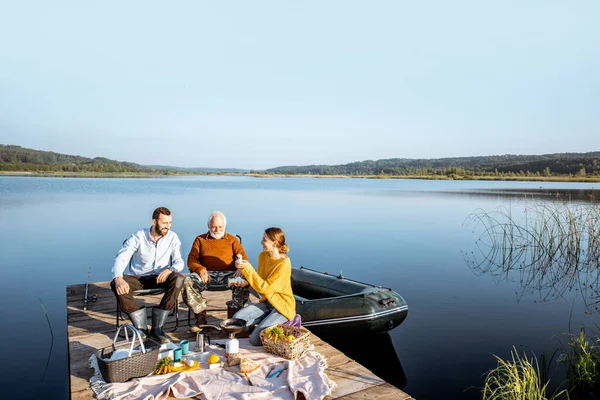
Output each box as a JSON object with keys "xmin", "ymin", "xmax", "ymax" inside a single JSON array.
[{"xmin": 264, "ymin": 227, "xmax": 289, "ymax": 254}]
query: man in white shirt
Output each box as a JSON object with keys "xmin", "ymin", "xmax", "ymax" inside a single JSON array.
[{"xmin": 111, "ymin": 207, "xmax": 185, "ymax": 343}]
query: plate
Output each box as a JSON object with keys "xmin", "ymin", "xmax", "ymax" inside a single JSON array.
[{"xmin": 171, "ymin": 360, "xmax": 200, "ymax": 373}]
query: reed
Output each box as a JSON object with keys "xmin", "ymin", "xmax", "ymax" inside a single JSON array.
[
  {"xmin": 482, "ymin": 347, "xmax": 567, "ymax": 400},
  {"xmin": 464, "ymin": 197, "xmax": 600, "ymax": 311}
]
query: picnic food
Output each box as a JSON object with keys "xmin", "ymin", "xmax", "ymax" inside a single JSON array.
[
  {"xmin": 260, "ymin": 324, "xmax": 311, "ymax": 360},
  {"xmin": 240, "ymin": 357, "xmax": 260, "ymax": 374},
  {"xmin": 228, "ymin": 277, "xmax": 248, "ymax": 286},
  {"xmin": 263, "ymin": 326, "xmax": 296, "ymax": 342},
  {"xmin": 154, "ymin": 357, "xmax": 173, "ymax": 375},
  {"xmin": 227, "ymin": 352, "xmax": 241, "ymax": 367},
  {"xmin": 208, "ymin": 354, "xmax": 221, "ymax": 364}
]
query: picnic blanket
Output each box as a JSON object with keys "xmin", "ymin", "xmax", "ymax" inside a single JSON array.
[{"xmin": 89, "ymin": 338, "xmax": 336, "ymax": 400}]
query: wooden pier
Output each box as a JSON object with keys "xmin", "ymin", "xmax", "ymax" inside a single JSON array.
[{"xmin": 67, "ymin": 281, "xmax": 413, "ymax": 399}]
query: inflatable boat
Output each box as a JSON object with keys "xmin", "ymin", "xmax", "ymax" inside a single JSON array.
[{"xmin": 291, "ymin": 267, "xmax": 408, "ymax": 334}]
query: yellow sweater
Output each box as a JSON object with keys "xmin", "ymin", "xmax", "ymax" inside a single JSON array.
[{"xmin": 241, "ymin": 251, "xmax": 296, "ymax": 321}]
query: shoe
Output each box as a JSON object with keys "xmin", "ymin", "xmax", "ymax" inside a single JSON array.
[
  {"xmin": 126, "ymin": 307, "xmax": 148, "ymax": 339},
  {"xmin": 149, "ymin": 308, "xmax": 171, "ymax": 344},
  {"xmin": 189, "ymin": 311, "xmax": 207, "ymax": 333}
]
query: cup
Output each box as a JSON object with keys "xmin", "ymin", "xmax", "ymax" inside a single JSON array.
[
  {"xmin": 173, "ymin": 347, "xmax": 182, "ymax": 362},
  {"xmin": 180, "ymin": 340, "xmax": 189, "ymax": 355}
]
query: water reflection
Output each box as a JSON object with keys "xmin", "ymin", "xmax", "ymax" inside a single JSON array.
[
  {"xmin": 464, "ymin": 199, "xmax": 600, "ymax": 312},
  {"xmin": 318, "ymin": 331, "xmax": 407, "ymax": 390},
  {"xmin": 469, "ymin": 188, "xmax": 600, "ymax": 203},
  {"xmin": 373, "ymin": 188, "xmax": 600, "ymax": 203}
]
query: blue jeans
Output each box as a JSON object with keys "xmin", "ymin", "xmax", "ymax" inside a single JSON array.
[{"xmin": 232, "ymin": 301, "xmax": 288, "ymax": 346}]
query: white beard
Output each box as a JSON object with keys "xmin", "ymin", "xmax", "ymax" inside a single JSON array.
[{"xmin": 209, "ymin": 231, "xmax": 225, "ymax": 239}]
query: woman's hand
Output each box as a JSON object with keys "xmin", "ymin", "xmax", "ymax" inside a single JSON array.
[
  {"xmin": 231, "ymin": 280, "xmax": 249, "ymax": 287},
  {"xmin": 228, "ymin": 274, "xmax": 249, "ymax": 287}
]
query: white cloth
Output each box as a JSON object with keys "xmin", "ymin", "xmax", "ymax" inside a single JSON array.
[{"xmin": 90, "ymin": 338, "xmax": 335, "ymax": 400}]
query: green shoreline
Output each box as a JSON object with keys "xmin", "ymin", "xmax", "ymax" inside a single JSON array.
[{"xmin": 2, "ymin": 170, "xmax": 600, "ymax": 183}]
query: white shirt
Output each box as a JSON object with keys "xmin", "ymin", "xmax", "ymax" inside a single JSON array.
[{"xmin": 111, "ymin": 227, "xmax": 184, "ymax": 279}]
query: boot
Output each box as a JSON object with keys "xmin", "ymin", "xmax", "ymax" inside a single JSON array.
[
  {"xmin": 149, "ymin": 308, "xmax": 171, "ymax": 344},
  {"xmin": 226, "ymin": 300, "xmax": 243, "ymax": 319},
  {"xmin": 126, "ymin": 307, "xmax": 148, "ymax": 339},
  {"xmin": 231, "ymin": 287, "xmax": 249, "ymax": 309},
  {"xmin": 189, "ymin": 311, "xmax": 207, "ymax": 333}
]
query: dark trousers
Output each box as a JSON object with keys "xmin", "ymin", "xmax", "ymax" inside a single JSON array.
[{"xmin": 111, "ymin": 273, "xmax": 184, "ymax": 313}]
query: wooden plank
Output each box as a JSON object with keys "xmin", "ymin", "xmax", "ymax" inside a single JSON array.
[
  {"xmin": 67, "ymin": 281, "xmax": 413, "ymax": 399},
  {"xmin": 337, "ymin": 383, "xmax": 414, "ymax": 399}
]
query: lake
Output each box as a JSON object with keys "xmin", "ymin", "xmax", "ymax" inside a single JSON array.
[{"xmin": 1, "ymin": 175, "xmax": 598, "ymax": 399}]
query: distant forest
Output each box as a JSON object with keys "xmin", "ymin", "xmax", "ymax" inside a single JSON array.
[
  {"xmin": 2, "ymin": 144, "xmax": 600, "ymax": 180},
  {"xmin": 266, "ymin": 152, "xmax": 600, "ymax": 179},
  {"xmin": 0, "ymin": 145, "xmax": 161, "ymax": 173}
]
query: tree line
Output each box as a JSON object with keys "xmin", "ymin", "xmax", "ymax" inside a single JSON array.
[
  {"xmin": 0, "ymin": 145, "xmax": 162, "ymax": 173},
  {"xmin": 3, "ymin": 144, "xmax": 600, "ymax": 179},
  {"xmin": 265, "ymin": 152, "xmax": 600, "ymax": 178}
]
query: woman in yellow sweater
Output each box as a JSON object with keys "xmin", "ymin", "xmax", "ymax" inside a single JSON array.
[{"xmin": 232, "ymin": 227, "xmax": 296, "ymax": 346}]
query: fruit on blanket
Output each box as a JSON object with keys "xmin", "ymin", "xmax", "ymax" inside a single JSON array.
[
  {"xmin": 208, "ymin": 354, "xmax": 220, "ymax": 364},
  {"xmin": 154, "ymin": 357, "xmax": 173, "ymax": 374}
]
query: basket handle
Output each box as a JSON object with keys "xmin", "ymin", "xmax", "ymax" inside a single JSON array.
[{"xmin": 112, "ymin": 324, "xmax": 147, "ymax": 357}]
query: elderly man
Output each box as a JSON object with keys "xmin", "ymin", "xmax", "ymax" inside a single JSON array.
[
  {"xmin": 111, "ymin": 207, "xmax": 185, "ymax": 344},
  {"xmin": 183, "ymin": 211, "xmax": 249, "ymax": 331}
]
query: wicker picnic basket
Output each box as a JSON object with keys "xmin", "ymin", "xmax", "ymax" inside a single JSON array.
[
  {"xmin": 260, "ymin": 324, "xmax": 311, "ymax": 360},
  {"xmin": 96, "ymin": 324, "xmax": 161, "ymax": 383}
]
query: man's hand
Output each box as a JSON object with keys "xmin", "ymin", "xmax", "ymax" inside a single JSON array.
[
  {"xmin": 156, "ymin": 269, "xmax": 172, "ymax": 284},
  {"xmin": 233, "ymin": 269, "xmax": 244, "ymax": 278},
  {"xmin": 199, "ymin": 269, "xmax": 210, "ymax": 283},
  {"xmin": 236, "ymin": 260, "xmax": 251, "ymax": 270},
  {"xmin": 114, "ymin": 277, "xmax": 130, "ymax": 295}
]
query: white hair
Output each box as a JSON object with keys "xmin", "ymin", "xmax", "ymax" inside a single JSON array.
[{"xmin": 207, "ymin": 211, "xmax": 227, "ymax": 226}]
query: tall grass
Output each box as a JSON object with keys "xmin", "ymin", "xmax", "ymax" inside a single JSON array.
[
  {"xmin": 464, "ymin": 198, "xmax": 600, "ymax": 312},
  {"xmin": 480, "ymin": 330, "xmax": 600, "ymax": 400},
  {"xmin": 558, "ymin": 328, "xmax": 600, "ymax": 398},
  {"xmin": 482, "ymin": 347, "xmax": 567, "ymax": 400}
]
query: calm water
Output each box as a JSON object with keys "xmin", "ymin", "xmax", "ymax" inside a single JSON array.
[{"xmin": 1, "ymin": 176, "xmax": 598, "ymax": 399}]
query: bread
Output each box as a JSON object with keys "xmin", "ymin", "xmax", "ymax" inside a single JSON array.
[
  {"xmin": 240, "ymin": 357, "xmax": 260, "ymax": 374},
  {"xmin": 226, "ymin": 352, "xmax": 241, "ymax": 367}
]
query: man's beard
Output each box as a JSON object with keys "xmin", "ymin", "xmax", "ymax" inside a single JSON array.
[
  {"xmin": 209, "ymin": 231, "xmax": 224, "ymax": 239},
  {"xmin": 154, "ymin": 223, "xmax": 169, "ymax": 237}
]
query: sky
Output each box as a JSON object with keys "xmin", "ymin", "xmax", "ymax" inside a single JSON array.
[{"xmin": 0, "ymin": 1, "xmax": 599, "ymax": 170}]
